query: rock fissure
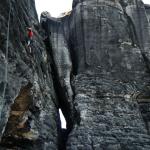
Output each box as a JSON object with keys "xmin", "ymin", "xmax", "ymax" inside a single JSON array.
[{"xmin": 42, "ymin": 29, "xmax": 75, "ymax": 150}]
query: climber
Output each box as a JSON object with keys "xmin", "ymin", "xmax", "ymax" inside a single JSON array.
[{"xmin": 26, "ymin": 27, "xmax": 33, "ymax": 53}]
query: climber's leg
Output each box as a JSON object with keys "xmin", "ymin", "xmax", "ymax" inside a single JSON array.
[
  {"xmin": 29, "ymin": 46, "xmax": 32, "ymax": 53},
  {"xmin": 27, "ymin": 38, "xmax": 31, "ymax": 46}
]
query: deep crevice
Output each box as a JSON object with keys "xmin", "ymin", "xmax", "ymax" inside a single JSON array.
[
  {"xmin": 0, "ymin": 83, "xmax": 35, "ymax": 148},
  {"xmin": 42, "ymin": 28, "xmax": 74, "ymax": 150},
  {"xmin": 58, "ymin": 109, "xmax": 68, "ymax": 150}
]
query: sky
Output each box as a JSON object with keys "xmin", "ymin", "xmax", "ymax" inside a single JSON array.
[
  {"xmin": 35, "ymin": 0, "xmax": 150, "ymax": 18},
  {"xmin": 59, "ymin": 109, "xmax": 66, "ymax": 129},
  {"xmin": 143, "ymin": 0, "xmax": 150, "ymax": 5},
  {"xmin": 35, "ymin": 0, "xmax": 73, "ymax": 18}
]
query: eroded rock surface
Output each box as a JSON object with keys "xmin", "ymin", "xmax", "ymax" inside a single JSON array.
[
  {"xmin": 0, "ymin": 0, "xmax": 59, "ymax": 149},
  {"xmin": 41, "ymin": 0, "xmax": 150, "ymax": 149},
  {"xmin": 1, "ymin": 0, "xmax": 150, "ymax": 150}
]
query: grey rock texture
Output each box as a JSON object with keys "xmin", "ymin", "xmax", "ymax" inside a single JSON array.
[
  {"xmin": 0, "ymin": 0, "xmax": 59, "ymax": 149},
  {"xmin": 0, "ymin": 0, "xmax": 150, "ymax": 150},
  {"xmin": 41, "ymin": 0, "xmax": 150, "ymax": 150}
]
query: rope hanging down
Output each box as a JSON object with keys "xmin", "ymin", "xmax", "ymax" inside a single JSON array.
[{"xmin": 2, "ymin": 0, "xmax": 12, "ymax": 99}]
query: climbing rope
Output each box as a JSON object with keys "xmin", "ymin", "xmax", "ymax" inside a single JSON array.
[{"xmin": 2, "ymin": 0, "xmax": 12, "ymax": 99}]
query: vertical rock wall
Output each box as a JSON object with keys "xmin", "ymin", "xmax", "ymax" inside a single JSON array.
[
  {"xmin": 42, "ymin": 0, "xmax": 150, "ymax": 150},
  {"xmin": 0, "ymin": 0, "xmax": 150, "ymax": 150},
  {"xmin": 0, "ymin": 0, "xmax": 59, "ymax": 149}
]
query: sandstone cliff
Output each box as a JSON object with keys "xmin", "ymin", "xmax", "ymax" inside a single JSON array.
[
  {"xmin": 0, "ymin": 0, "xmax": 150, "ymax": 150},
  {"xmin": 0, "ymin": 0, "xmax": 59, "ymax": 149}
]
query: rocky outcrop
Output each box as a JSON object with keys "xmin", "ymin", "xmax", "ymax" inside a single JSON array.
[
  {"xmin": 0, "ymin": 0, "xmax": 59, "ymax": 149},
  {"xmin": 41, "ymin": 0, "xmax": 150, "ymax": 149},
  {"xmin": 1, "ymin": 0, "xmax": 150, "ymax": 150}
]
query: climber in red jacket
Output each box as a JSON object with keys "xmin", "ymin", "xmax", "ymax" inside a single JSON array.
[
  {"xmin": 27, "ymin": 27, "xmax": 33, "ymax": 53},
  {"xmin": 27, "ymin": 27, "xmax": 33, "ymax": 45}
]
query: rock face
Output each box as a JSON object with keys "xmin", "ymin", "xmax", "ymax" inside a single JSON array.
[
  {"xmin": 41, "ymin": 0, "xmax": 150, "ymax": 150},
  {"xmin": 0, "ymin": 0, "xmax": 59, "ymax": 149},
  {"xmin": 1, "ymin": 0, "xmax": 150, "ymax": 150}
]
